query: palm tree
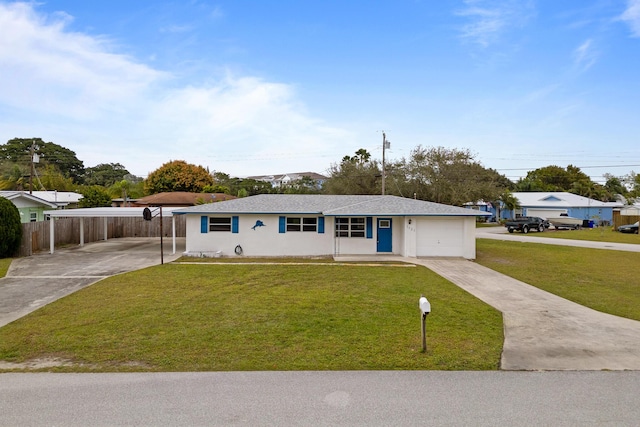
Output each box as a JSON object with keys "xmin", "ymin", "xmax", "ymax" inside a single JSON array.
[{"xmin": 499, "ymin": 190, "xmax": 520, "ymax": 220}]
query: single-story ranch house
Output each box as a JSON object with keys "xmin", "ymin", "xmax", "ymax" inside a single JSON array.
[{"xmin": 173, "ymin": 194, "xmax": 490, "ymax": 259}]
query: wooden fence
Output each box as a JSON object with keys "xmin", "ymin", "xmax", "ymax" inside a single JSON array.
[
  {"xmin": 18, "ymin": 215, "xmax": 186, "ymax": 257},
  {"xmin": 612, "ymin": 211, "xmax": 640, "ymax": 229}
]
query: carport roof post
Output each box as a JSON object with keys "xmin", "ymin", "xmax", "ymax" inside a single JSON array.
[{"xmin": 43, "ymin": 207, "xmax": 182, "ymax": 254}]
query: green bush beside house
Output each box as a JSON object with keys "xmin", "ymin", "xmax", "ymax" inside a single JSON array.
[{"xmin": 0, "ymin": 197, "xmax": 22, "ymax": 257}]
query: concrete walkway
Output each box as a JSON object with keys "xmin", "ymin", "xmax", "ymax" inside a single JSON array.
[{"xmin": 337, "ymin": 254, "xmax": 640, "ymax": 371}]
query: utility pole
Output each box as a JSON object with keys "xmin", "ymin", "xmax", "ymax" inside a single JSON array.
[
  {"xmin": 381, "ymin": 131, "xmax": 390, "ymax": 195},
  {"xmin": 29, "ymin": 140, "xmax": 36, "ymax": 194}
]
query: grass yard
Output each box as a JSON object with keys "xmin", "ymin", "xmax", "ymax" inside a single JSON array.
[
  {"xmin": 0, "ymin": 262, "xmax": 503, "ymax": 372},
  {"xmin": 483, "ymin": 223, "xmax": 640, "ymax": 244},
  {"xmin": 534, "ymin": 226, "xmax": 640, "ymax": 244},
  {"xmin": 0, "ymin": 258, "xmax": 11, "ymax": 278},
  {"xmin": 476, "ymin": 239, "xmax": 640, "ymax": 321}
]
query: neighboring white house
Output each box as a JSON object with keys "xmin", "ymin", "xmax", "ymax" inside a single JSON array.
[
  {"xmin": 246, "ymin": 172, "xmax": 328, "ymax": 189},
  {"xmin": 29, "ymin": 191, "xmax": 83, "ymax": 209},
  {"xmin": 173, "ymin": 194, "xmax": 490, "ymax": 260}
]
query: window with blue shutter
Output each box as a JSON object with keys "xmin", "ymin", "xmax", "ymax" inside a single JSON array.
[
  {"xmin": 232, "ymin": 216, "xmax": 239, "ymax": 233},
  {"xmin": 201, "ymin": 216, "xmax": 208, "ymax": 233},
  {"xmin": 318, "ymin": 217, "xmax": 325, "ymax": 234},
  {"xmin": 279, "ymin": 216, "xmax": 286, "ymax": 233}
]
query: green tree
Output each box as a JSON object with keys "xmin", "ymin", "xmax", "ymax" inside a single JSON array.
[
  {"xmin": 515, "ymin": 165, "xmax": 592, "ymax": 193},
  {"xmin": 84, "ymin": 163, "xmax": 133, "ymax": 187},
  {"xmin": 0, "ymin": 163, "xmax": 27, "ymax": 190},
  {"xmin": 144, "ymin": 160, "xmax": 214, "ymax": 194},
  {"xmin": 623, "ymin": 171, "xmax": 640, "ymax": 201},
  {"xmin": 202, "ymin": 184, "xmax": 231, "ymax": 194},
  {"xmin": 211, "ymin": 172, "xmax": 273, "ymax": 196},
  {"xmin": 37, "ymin": 164, "xmax": 76, "ymax": 191},
  {"xmin": 78, "ymin": 186, "xmax": 112, "ymax": 208},
  {"xmin": 108, "ymin": 177, "xmax": 145, "ymax": 203},
  {"xmin": 603, "ymin": 175, "xmax": 627, "ymax": 199},
  {"xmin": 0, "ymin": 196, "xmax": 22, "ymax": 257},
  {"xmin": 324, "ymin": 149, "xmax": 381, "ymax": 195},
  {"xmin": 0, "ymin": 138, "xmax": 85, "ymax": 184},
  {"xmin": 396, "ymin": 146, "xmax": 508, "ymax": 206},
  {"xmin": 499, "ymin": 190, "xmax": 520, "ymax": 220}
]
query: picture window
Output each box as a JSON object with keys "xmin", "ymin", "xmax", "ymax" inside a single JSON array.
[{"xmin": 335, "ymin": 217, "xmax": 365, "ymax": 238}]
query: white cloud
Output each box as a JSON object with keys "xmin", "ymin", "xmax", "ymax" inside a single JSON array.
[
  {"xmin": 573, "ymin": 39, "xmax": 597, "ymax": 71},
  {"xmin": 455, "ymin": 0, "xmax": 535, "ymax": 48},
  {"xmin": 0, "ymin": 2, "xmax": 166, "ymax": 118},
  {"xmin": 0, "ymin": 2, "xmax": 352, "ymax": 177},
  {"xmin": 620, "ymin": 0, "xmax": 640, "ymax": 37}
]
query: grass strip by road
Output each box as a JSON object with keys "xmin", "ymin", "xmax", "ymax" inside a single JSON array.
[
  {"xmin": 0, "ymin": 258, "xmax": 11, "ymax": 278},
  {"xmin": 476, "ymin": 239, "xmax": 640, "ymax": 321},
  {"xmin": 483, "ymin": 224, "xmax": 640, "ymax": 244},
  {"xmin": 0, "ymin": 262, "xmax": 502, "ymax": 372}
]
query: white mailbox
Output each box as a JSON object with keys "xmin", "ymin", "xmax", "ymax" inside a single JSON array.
[{"xmin": 419, "ymin": 296, "xmax": 431, "ymax": 316}]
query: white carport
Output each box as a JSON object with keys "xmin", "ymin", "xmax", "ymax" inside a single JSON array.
[{"xmin": 43, "ymin": 207, "xmax": 181, "ymax": 254}]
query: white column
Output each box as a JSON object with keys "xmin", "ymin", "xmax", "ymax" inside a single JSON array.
[
  {"xmin": 104, "ymin": 217, "xmax": 108, "ymax": 241},
  {"xmin": 80, "ymin": 217, "xmax": 84, "ymax": 246},
  {"xmin": 172, "ymin": 215, "xmax": 176, "ymax": 254},
  {"xmin": 49, "ymin": 216, "xmax": 55, "ymax": 254}
]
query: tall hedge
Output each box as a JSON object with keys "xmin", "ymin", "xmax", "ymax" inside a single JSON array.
[{"xmin": 0, "ymin": 197, "xmax": 22, "ymax": 257}]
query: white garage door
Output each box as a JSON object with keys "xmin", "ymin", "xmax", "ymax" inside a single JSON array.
[
  {"xmin": 527, "ymin": 209, "xmax": 567, "ymax": 219},
  {"xmin": 416, "ymin": 218, "xmax": 464, "ymax": 257}
]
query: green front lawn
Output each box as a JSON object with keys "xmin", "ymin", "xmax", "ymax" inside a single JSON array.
[
  {"xmin": 0, "ymin": 258, "xmax": 11, "ymax": 278},
  {"xmin": 0, "ymin": 262, "xmax": 503, "ymax": 372},
  {"xmin": 513, "ymin": 225, "xmax": 640, "ymax": 244},
  {"xmin": 476, "ymin": 239, "xmax": 640, "ymax": 321}
]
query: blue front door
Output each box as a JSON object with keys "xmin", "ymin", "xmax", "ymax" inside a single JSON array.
[{"xmin": 377, "ymin": 218, "xmax": 392, "ymax": 252}]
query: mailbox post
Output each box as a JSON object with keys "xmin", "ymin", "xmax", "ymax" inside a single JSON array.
[{"xmin": 419, "ymin": 295, "xmax": 431, "ymax": 352}]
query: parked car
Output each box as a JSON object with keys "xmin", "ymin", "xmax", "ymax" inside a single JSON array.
[
  {"xmin": 617, "ymin": 221, "xmax": 639, "ymax": 234},
  {"xmin": 504, "ymin": 216, "xmax": 547, "ymax": 234}
]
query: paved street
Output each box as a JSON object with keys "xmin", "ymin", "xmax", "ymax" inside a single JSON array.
[{"xmin": 2, "ymin": 371, "xmax": 640, "ymax": 426}]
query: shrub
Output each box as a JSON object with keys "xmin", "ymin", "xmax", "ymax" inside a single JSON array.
[{"xmin": 0, "ymin": 197, "xmax": 22, "ymax": 257}]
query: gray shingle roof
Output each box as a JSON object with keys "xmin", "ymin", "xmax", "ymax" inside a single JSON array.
[{"xmin": 172, "ymin": 194, "xmax": 489, "ymax": 217}]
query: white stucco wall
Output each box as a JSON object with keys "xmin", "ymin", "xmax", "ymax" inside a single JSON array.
[
  {"xmin": 184, "ymin": 214, "xmax": 335, "ymax": 257},
  {"xmin": 183, "ymin": 214, "xmax": 477, "ymax": 259},
  {"xmin": 403, "ymin": 217, "xmax": 417, "ymax": 257}
]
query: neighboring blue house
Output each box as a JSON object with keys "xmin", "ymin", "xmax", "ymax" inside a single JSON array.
[{"xmin": 501, "ymin": 192, "xmax": 622, "ymax": 225}]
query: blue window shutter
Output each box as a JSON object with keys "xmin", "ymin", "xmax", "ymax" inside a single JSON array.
[
  {"xmin": 279, "ymin": 216, "xmax": 286, "ymax": 233},
  {"xmin": 232, "ymin": 216, "xmax": 239, "ymax": 233},
  {"xmin": 318, "ymin": 217, "xmax": 325, "ymax": 234},
  {"xmin": 366, "ymin": 217, "xmax": 373, "ymax": 239},
  {"xmin": 201, "ymin": 216, "xmax": 208, "ymax": 233}
]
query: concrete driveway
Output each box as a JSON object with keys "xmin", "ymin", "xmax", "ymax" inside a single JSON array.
[
  {"xmin": 419, "ymin": 258, "xmax": 640, "ymax": 370},
  {"xmin": 0, "ymin": 238, "xmax": 185, "ymax": 328}
]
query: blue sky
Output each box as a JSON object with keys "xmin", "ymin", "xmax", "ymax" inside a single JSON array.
[{"xmin": 1, "ymin": 1, "xmax": 639, "ymax": 183}]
